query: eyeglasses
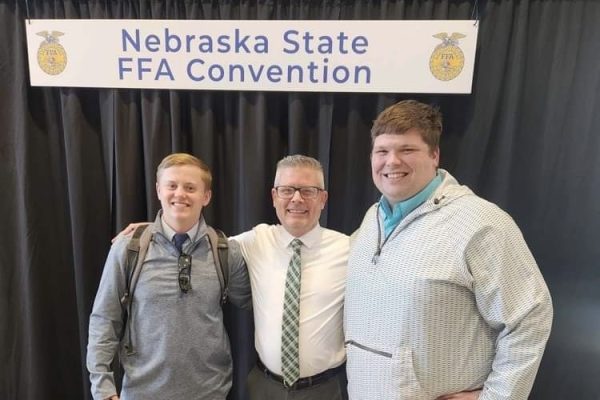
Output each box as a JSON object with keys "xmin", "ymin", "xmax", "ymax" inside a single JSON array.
[
  {"xmin": 274, "ymin": 186, "xmax": 323, "ymax": 199},
  {"xmin": 178, "ymin": 254, "xmax": 192, "ymax": 293}
]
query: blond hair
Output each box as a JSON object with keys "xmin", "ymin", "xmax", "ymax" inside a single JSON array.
[{"xmin": 156, "ymin": 153, "xmax": 212, "ymax": 188}]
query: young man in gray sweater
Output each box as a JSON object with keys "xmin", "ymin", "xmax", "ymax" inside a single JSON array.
[{"xmin": 87, "ymin": 153, "xmax": 251, "ymax": 400}]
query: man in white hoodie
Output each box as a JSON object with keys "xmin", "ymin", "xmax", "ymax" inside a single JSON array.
[{"xmin": 344, "ymin": 100, "xmax": 553, "ymax": 400}]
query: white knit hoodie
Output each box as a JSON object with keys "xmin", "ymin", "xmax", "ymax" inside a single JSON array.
[{"xmin": 344, "ymin": 170, "xmax": 552, "ymax": 400}]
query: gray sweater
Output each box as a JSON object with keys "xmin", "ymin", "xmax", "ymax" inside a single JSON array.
[{"xmin": 87, "ymin": 215, "xmax": 251, "ymax": 400}]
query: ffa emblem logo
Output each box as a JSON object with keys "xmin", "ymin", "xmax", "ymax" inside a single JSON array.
[
  {"xmin": 429, "ymin": 32, "xmax": 466, "ymax": 81},
  {"xmin": 36, "ymin": 31, "xmax": 67, "ymax": 75}
]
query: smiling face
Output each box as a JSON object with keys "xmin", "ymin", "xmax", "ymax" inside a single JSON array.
[
  {"xmin": 371, "ymin": 129, "xmax": 439, "ymax": 205},
  {"xmin": 272, "ymin": 166, "xmax": 328, "ymax": 237},
  {"xmin": 156, "ymin": 164, "xmax": 211, "ymax": 232}
]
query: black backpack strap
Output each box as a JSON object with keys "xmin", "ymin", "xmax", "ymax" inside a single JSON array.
[
  {"xmin": 120, "ymin": 223, "xmax": 152, "ymax": 355},
  {"xmin": 206, "ymin": 226, "xmax": 229, "ymax": 305}
]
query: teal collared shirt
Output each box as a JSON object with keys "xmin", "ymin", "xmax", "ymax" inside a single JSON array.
[{"xmin": 379, "ymin": 172, "xmax": 442, "ymax": 238}]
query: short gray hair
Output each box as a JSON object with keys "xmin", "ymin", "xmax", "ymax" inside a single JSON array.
[{"xmin": 274, "ymin": 155, "xmax": 325, "ymax": 188}]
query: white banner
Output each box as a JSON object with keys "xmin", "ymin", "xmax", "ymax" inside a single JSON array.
[{"xmin": 26, "ymin": 19, "xmax": 478, "ymax": 93}]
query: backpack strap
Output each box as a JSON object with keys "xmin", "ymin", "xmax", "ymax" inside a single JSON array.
[
  {"xmin": 206, "ymin": 226, "xmax": 229, "ymax": 305},
  {"xmin": 120, "ymin": 223, "xmax": 152, "ymax": 355}
]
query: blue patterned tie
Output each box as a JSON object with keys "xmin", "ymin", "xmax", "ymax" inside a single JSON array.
[
  {"xmin": 281, "ymin": 238, "xmax": 302, "ymax": 386},
  {"xmin": 173, "ymin": 233, "xmax": 188, "ymax": 254}
]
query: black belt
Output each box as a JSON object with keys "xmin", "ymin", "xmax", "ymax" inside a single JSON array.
[{"xmin": 256, "ymin": 358, "xmax": 345, "ymax": 390}]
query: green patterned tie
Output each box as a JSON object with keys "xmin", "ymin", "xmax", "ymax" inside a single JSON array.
[{"xmin": 281, "ymin": 238, "xmax": 302, "ymax": 386}]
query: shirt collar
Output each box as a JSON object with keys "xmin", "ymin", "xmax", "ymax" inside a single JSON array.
[
  {"xmin": 277, "ymin": 224, "xmax": 322, "ymax": 249},
  {"xmin": 380, "ymin": 172, "xmax": 443, "ymax": 220},
  {"xmin": 160, "ymin": 214, "xmax": 201, "ymax": 242}
]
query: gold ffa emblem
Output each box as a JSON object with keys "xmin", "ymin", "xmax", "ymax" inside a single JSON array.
[
  {"xmin": 429, "ymin": 32, "xmax": 466, "ymax": 81},
  {"xmin": 36, "ymin": 31, "xmax": 67, "ymax": 75}
]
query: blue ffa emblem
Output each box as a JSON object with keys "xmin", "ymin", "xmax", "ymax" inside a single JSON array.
[
  {"xmin": 36, "ymin": 31, "xmax": 68, "ymax": 75},
  {"xmin": 429, "ymin": 32, "xmax": 466, "ymax": 81}
]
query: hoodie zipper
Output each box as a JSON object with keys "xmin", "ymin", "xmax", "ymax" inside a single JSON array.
[{"xmin": 345, "ymin": 340, "xmax": 392, "ymax": 358}]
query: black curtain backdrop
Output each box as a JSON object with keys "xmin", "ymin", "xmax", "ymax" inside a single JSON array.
[{"xmin": 1, "ymin": 0, "xmax": 599, "ymax": 399}]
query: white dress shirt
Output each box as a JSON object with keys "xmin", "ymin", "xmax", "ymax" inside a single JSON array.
[{"xmin": 233, "ymin": 223, "xmax": 349, "ymax": 377}]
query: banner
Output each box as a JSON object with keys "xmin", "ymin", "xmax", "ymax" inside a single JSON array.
[{"xmin": 26, "ymin": 19, "xmax": 478, "ymax": 93}]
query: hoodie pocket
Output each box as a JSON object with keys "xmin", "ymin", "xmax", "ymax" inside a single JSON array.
[
  {"xmin": 390, "ymin": 346, "xmax": 424, "ymax": 399},
  {"xmin": 346, "ymin": 340, "xmax": 425, "ymax": 400}
]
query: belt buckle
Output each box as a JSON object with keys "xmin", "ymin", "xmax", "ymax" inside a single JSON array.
[{"xmin": 303, "ymin": 376, "xmax": 313, "ymax": 388}]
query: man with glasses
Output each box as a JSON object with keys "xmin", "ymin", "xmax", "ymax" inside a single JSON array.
[
  {"xmin": 233, "ymin": 155, "xmax": 349, "ymax": 399},
  {"xmin": 87, "ymin": 153, "xmax": 251, "ymax": 400}
]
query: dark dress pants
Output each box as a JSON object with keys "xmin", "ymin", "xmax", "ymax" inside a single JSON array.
[{"xmin": 247, "ymin": 365, "xmax": 348, "ymax": 400}]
